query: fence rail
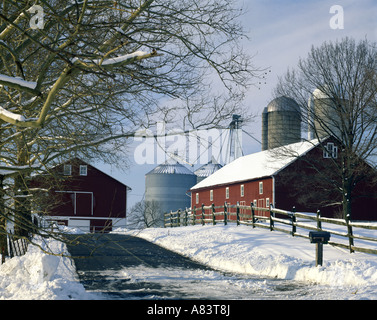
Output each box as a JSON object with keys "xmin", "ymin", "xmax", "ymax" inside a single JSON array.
[
  {"xmin": 0, "ymin": 231, "xmax": 31, "ymax": 264},
  {"xmin": 163, "ymin": 202, "xmax": 377, "ymax": 255}
]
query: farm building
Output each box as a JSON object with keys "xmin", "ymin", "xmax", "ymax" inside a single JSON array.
[
  {"xmin": 145, "ymin": 160, "xmax": 196, "ymax": 227},
  {"xmin": 190, "ymin": 138, "xmax": 377, "ymax": 221},
  {"xmin": 31, "ymin": 158, "xmax": 130, "ymax": 232}
]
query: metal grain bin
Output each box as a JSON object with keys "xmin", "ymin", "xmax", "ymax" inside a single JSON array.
[
  {"xmin": 194, "ymin": 158, "xmax": 223, "ymax": 183},
  {"xmin": 145, "ymin": 161, "xmax": 197, "ymax": 227}
]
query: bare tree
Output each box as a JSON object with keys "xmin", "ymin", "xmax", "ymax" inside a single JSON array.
[
  {"xmin": 127, "ymin": 200, "xmax": 163, "ymax": 229},
  {"xmin": 0, "ymin": 0, "xmax": 258, "ymax": 250},
  {"xmin": 273, "ymin": 37, "xmax": 377, "ymax": 220}
]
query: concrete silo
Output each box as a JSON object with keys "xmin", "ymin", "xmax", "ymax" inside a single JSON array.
[
  {"xmin": 145, "ymin": 161, "xmax": 197, "ymax": 226},
  {"xmin": 194, "ymin": 158, "xmax": 223, "ymax": 184},
  {"xmin": 262, "ymin": 96, "xmax": 301, "ymax": 150},
  {"xmin": 308, "ymin": 87, "xmax": 342, "ymax": 140},
  {"xmin": 261, "ymin": 107, "xmax": 269, "ymax": 151}
]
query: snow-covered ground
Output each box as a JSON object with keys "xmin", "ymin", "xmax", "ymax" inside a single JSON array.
[
  {"xmin": 0, "ymin": 223, "xmax": 377, "ymax": 299},
  {"xmin": 0, "ymin": 235, "xmax": 99, "ymax": 300},
  {"xmin": 118, "ymin": 224, "xmax": 377, "ymax": 299}
]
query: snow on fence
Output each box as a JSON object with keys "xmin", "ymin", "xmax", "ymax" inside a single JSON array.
[{"xmin": 163, "ymin": 202, "xmax": 377, "ymax": 255}]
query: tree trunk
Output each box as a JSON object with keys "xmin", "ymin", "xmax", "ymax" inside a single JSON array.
[
  {"xmin": 13, "ymin": 144, "xmax": 32, "ymax": 238},
  {"xmin": 0, "ymin": 176, "xmax": 7, "ymax": 263}
]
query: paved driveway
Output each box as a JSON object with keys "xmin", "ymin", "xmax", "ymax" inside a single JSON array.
[{"xmin": 64, "ymin": 233, "xmax": 212, "ymax": 299}]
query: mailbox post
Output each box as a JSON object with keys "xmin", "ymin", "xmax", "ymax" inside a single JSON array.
[{"xmin": 309, "ymin": 231, "xmax": 331, "ymax": 266}]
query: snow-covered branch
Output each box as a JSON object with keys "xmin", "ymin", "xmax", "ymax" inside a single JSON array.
[
  {"xmin": 0, "ymin": 106, "xmax": 25, "ymax": 123},
  {"xmin": 0, "ymin": 163, "xmax": 41, "ymax": 176},
  {"xmin": 0, "ymin": 73, "xmax": 38, "ymax": 93},
  {"xmin": 71, "ymin": 50, "xmax": 159, "ymax": 68}
]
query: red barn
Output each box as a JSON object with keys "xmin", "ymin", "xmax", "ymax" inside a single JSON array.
[
  {"xmin": 31, "ymin": 158, "xmax": 131, "ymax": 232},
  {"xmin": 191, "ymin": 138, "xmax": 377, "ymax": 221}
]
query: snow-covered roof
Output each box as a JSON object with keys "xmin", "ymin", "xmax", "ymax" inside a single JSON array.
[{"xmin": 191, "ymin": 139, "xmax": 320, "ymax": 190}]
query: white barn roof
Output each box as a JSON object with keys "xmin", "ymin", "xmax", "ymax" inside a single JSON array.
[{"xmin": 191, "ymin": 139, "xmax": 320, "ymax": 190}]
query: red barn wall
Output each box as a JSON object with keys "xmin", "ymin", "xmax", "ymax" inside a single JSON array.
[
  {"xmin": 31, "ymin": 158, "xmax": 129, "ymax": 232},
  {"xmin": 51, "ymin": 160, "xmax": 127, "ymax": 219},
  {"xmin": 191, "ymin": 177, "xmax": 274, "ymax": 220},
  {"xmin": 191, "ymin": 138, "xmax": 377, "ymax": 221}
]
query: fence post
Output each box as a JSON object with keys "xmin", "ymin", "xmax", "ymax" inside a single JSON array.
[
  {"xmin": 177, "ymin": 209, "xmax": 181, "ymax": 227},
  {"xmin": 170, "ymin": 211, "xmax": 173, "ymax": 228},
  {"xmin": 291, "ymin": 206, "xmax": 296, "ymax": 236},
  {"xmin": 212, "ymin": 203, "xmax": 216, "ymax": 225},
  {"xmin": 224, "ymin": 202, "xmax": 227, "ymax": 226},
  {"xmin": 236, "ymin": 202, "xmax": 240, "ymax": 226},
  {"xmin": 251, "ymin": 202, "xmax": 255, "ymax": 228},
  {"xmin": 346, "ymin": 215, "xmax": 354, "ymax": 253},
  {"xmin": 269, "ymin": 204, "xmax": 274, "ymax": 231},
  {"xmin": 316, "ymin": 210, "xmax": 322, "ymax": 230},
  {"xmin": 185, "ymin": 208, "xmax": 188, "ymax": 226},
  {"xmin": 201, "ymin": 204, "xmax": 205, "ymax": 226},
  {"xmin": 193, "ymin": 206, "xmax": 196, "ymax": 225}
]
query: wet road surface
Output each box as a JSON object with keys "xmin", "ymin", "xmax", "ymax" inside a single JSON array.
[
  {"xmin": 64, "ymin": 233, "xmax": 345, "ymax": 300},
  {"xmin": 65, "ymin": 233, "xmax": 216, "ymax": 299}
]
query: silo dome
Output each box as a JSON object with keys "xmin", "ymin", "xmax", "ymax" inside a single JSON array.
[
  {"xmin": 263, "ymin": 96, "xmax": 301, "ymax": 150},
  {"xmin": 145, "ymin": 161, "xmax": 197, "ymax": 227},
  {"xmin": 146, "ymin": 161, "xmax": 194, "ymax": 175},
  {"xmin": 194, "ymin": 158, "xmax": 223, "ymax": 183},
  {"xmin": 267, "ymin": 96, "xmax": 301, "ymax": 113},
  {"xmin": 312, "ymin": 87, "xmax": 330, "ymax": 100}
]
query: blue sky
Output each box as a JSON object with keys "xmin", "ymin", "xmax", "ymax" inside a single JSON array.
[{"xmin": 97, "ymin": 0, "xmax": 377, "ymax": 209}]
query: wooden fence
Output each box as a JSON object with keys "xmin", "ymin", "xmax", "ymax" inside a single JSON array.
[
  {"xmin": 163, "ymin": 202, "xmax": 377, "ymax": 255},
  {"xmin": 0, "ymin": 231, "xmax": 30, "ymax": 264}
]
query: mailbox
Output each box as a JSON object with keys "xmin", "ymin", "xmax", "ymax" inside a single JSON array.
[{"xmin": 309, "ymin": 231, "xmax": 331, "ymax": 244}]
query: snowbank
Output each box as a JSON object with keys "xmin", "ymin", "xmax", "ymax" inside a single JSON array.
[
  {"xmin": 0, "ymin": 235, "xmax": 98, "ymax": 300},
  {"xmin": 119, "ymin": 224, "xmax": 377, "ymax": 298},
  {"xmin": 1, "ymin": 223, "xmax": 377, "ymax": 299}
]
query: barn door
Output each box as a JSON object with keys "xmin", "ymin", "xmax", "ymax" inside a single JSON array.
[{"xmin": 76, "ymin": 192, "xmax": 93, "ymax": 216}]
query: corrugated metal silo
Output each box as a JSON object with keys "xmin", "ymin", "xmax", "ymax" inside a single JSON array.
[
  {"xmin": 145, "ymin": 161, "xmax": 197, "ymax": 226},
  {"xmin": 194, "ymin": 158, "xmax": 223, "ymax": 183},
  {"xmin": 266, "ymin": 96, "xmax": 301, "ymax": 149}
]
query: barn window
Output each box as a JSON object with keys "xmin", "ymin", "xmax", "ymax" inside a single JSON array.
[
  {"xmin": 266, "ymin": 198, "xmax": 270, "ymax": 208},
  {"xmin": 196, "ymin": 193, "xmax": 199, "ymax": 204},
  {"xmin": 240, "ymin": 184, "xmax": 244, "ymax": 197},
  {"xmin": 253, "ymin": 199, "xmax": 257, "ymax": 206},
  {"xmin": 225, "ymin": 187, "xmax": 229, "ymax": 199},
  {"xmin": 259, "ymin": 182, "xmax": 263, "ymax": 194},
  {"xmin": 210, "ymin": 189, "xmax": 213, "ymax": 202},
  {"xmin": 323, "ymin": 142, "xmax": 338, "ymax": 159},
  {"xmin": 63, "ymin": 164, "xmax": 72, "ymax": 175},
  {"xmin": 80, "ymin": 165, "xmax": 87, "ymax": 176}
]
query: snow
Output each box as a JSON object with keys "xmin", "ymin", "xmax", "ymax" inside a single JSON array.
[
  {"xmin": 71, "ymin": 51, "xmax": 149, "ymax": 66},
  {"xmin": 191, "ymin": 139, "xmax": 319, "ymax": 190},
  {"xmin": 0, "ymin": 235, "xmax": 99, "ymax": 300},
  {"xmin": 1, "ymin": 222, "xmax": 377, "ymax": 299},
  {"xmin": 0, "ymin": 106, "xmax": 25, "ymax": 122},
  {"xmin": 95, "ymin": 51, "xmax": 149, "ymax": 65},
  {"xmin": 0, "ymin": 74, "xmax": 37, "ymax": 89},
  {"xmin": 117, "ymin": 224, "xmax": 377, "ymax": 299}
]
